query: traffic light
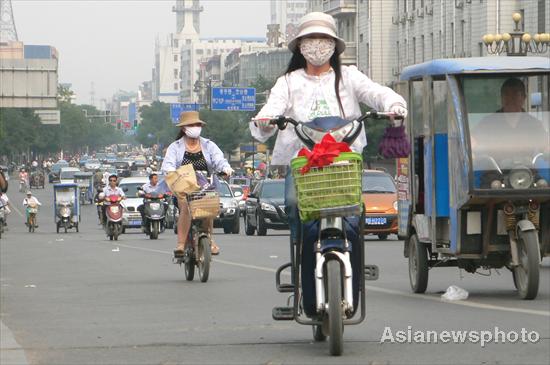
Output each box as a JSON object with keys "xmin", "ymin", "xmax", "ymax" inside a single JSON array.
[{"xmin": 133, "ymin": 120, "xmax": 138, "ymax": 130}]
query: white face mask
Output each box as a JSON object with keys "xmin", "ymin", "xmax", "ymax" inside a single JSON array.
[
  {"xmin": 299, "ymin": 38, "xmax": 336, "ymax": 67},
  {"xmin": 185, "ymin": 126, "xmax": 202, "ymax": 139}
]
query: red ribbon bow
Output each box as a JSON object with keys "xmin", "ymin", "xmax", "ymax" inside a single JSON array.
[{"xmin": 297, "ymin": 133, "xmax": 351, "ymax": 174}]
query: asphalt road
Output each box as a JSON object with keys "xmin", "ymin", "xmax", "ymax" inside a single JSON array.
[{"xmin": 1, "ymin": 184, "xmax": 549, "ymax": 365}]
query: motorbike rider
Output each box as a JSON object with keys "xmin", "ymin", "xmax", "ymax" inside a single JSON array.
[
  {"xmin": 161, "ymin": 111, "xmax": 234, "ymax": 257},
  {"xmin": 18, "ymin": 169, "xmax": 29, "ymax": 191},
  {"xmin": 0, "ymin": 191, "xmax": 11, "ymax": 227},
  {"xmin": 23, "ymin": 191, "xmax": 41, "ymax": 226},
  {"xmin": 250, "ymin": 11, "xmax": 407, "ymax": 246},
  {"xmin": 137, "ymin": 173, "xmax": 169, "ymax": 232},
  {"xmin": 101, "ymin": 175, "xmax": 125, "ymax": 225},
  {"xmin": 0, "ymin": 166, "xmax": 8, "ymax": 193}
]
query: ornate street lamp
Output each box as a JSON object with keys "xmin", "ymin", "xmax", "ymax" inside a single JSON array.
[{"xmin": 482, "ymin": 13, "xmax": 550, "ymax": 56}]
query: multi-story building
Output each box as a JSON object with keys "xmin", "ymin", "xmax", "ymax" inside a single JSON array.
[
  {"xmin": 392, "ymin": 0, "xmax": 550, "ymax": 77},
  {"xmin": 238, "ymin": 48, "xmax": 293, "ymax": 87},
  {"xmin": 309, "ymin": 0, "xmax": 358, "ymax": 65},
  {"xmin": 270, "ymin": 0, "xmax": 309, "ymax": 42},
  {"xmin": 357, "ymin": 0, "xmax": 395, "ymax": 86}
]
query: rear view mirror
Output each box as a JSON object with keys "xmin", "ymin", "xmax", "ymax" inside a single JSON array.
[{"xmin": 122, "ymin": 187, "xmax": 128, "ymax": 192}]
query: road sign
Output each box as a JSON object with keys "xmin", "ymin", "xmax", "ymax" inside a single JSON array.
[
  {"xmin": 170, "ymin": 103, "xmax": 200, "ymax": 123},
  {"xmin": 211, "ymin": 87, "xmax": 256, "ymax": 111}
]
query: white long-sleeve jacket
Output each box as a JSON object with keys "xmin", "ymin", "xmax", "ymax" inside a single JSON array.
[{"xmin": 251, "ymin": 66, "xmax": 406, "ymax": 166}]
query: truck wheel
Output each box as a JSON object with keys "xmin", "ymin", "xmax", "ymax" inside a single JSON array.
[
  {"xmin": 408, "ymin": 234, "xmax": 429, "ymax": 293},
  {"xmin": 514, "ymin": 230, "xmax": 540, "ymax": 300}
]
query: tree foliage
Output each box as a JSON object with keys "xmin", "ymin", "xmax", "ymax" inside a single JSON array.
[{"xmin": 0, "ymin": 98, "xmax": 125, "ymax": 158}]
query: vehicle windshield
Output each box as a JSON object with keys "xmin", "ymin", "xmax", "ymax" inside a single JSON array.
[
  {"xmin": 260, "ymin": 182, "xmax": 285, "ymax": 199},
  {"xmin": 464, "ymin": 75, "xmax": 550, "ymax": 189},
  {"xmin": 120, "ymin": 183, "xmax": 144, "ymax": 197},
  {"xmin": 218, "ymin": 183, "xmax": 233, "ymax": 197},
  {"xmin": 60, "ymin": 170, "xmax": 78, "ymax": 179},
  {"xmin": 362, "ymin": 174, "xmax": 396, "ymax": 193},
  {"xmin": 87, "ymin": 159, "xmax": 99, "ymax": 164},
  {"xmin": 231, "ymin": 178, "xmax": 249, "ymax": 186}
]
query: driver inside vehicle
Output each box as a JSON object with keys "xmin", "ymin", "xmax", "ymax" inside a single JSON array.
[{"xmin": 470, "ymin": 77, "xmax": 550, "ymax": 188}]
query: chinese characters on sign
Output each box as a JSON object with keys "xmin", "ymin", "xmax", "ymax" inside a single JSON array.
[{"xmin": 211, "ymin": 87, "xmax": 256, "ymax": 111}]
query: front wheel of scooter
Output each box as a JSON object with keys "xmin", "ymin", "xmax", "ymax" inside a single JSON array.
[{"xmin": 327, "ymin": 260, "xmax": 343, "ymax": 356}]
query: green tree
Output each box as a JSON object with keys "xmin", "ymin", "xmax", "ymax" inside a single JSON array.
[
  {"xmin": 200, "ymin": 110, "xmax": 251, "ymax": 155},
  {"xmin": 136, "ymin": 101, "xmax": 174, "ymax": 148}
]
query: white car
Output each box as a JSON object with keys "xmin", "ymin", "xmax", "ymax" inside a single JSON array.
[
  {"xmin": 118, "ymin": 177, "xmax": 148, "ymax": 230},
  {"xmin": 84, "ymin": 159, "xmax": 101, "ymax": 171},
  {"xmin": 59, "ymin": 167, "xmax": 81, "ymax": 184}
]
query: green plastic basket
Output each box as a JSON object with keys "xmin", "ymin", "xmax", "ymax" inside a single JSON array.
[{"xmin": 291, "ymin": 152, "xmax": 363, "ymax": 221}]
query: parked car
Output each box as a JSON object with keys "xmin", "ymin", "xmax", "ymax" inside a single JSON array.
[
  {"xmin": 79, "ymin": 155, "xmax": 89, "ymax": 168},
  {"xmin": 244, "ymin": 179, "xmax": 287, "ymax": 236},
  {"xmin": 213, "ymin": 181, "xmax": 240, "ymax": 234},
  {"xmin": 230, "ymin": 184, "xmax": 246, "ymax": 216},
  {"xmin": 48, "ymin": 160, "xmax": 69, "ymax": 183},
  {"xmin": 59, "ymin": 167, "xmax": 81, "ymax": 184},
  {"xmin": 114, "ymin": 161, "xmax": 131, "ymax": 178},
  {"xmin": 118, "ymin": 176, "xmax": 149, "ymax": 231},
  {"xmin": 362, "ymin": 169, "xmax": 398, "ymax": 240},
  {"xmin": 84, "ymin": 159, "xmax": 101, "ymax": 171}
]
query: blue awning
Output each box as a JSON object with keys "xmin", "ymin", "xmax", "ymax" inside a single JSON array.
[{"xmin": 400, "ymin": 57, "xmax": 550, "ymax": 80}]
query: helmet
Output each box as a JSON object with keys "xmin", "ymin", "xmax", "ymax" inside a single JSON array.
[
  {"xmin": 26, "ymin": 191, "xmax": 32, "ymax": 196},
  {"xmin": 98, "ymin": 192, "xmax": 105, "ymax": 200}
]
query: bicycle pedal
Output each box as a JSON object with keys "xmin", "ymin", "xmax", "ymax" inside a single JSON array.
[
  {"xmin": 364, "ymin": 264, "xmax": 379, "ymax": 281},
  {"xmin": 272, "ymin": 306, "xmax": 294, "ymax": 321}
]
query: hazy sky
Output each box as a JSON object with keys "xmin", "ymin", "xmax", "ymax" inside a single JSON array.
[{"xmin": 13, "ymin": 0, "xmax": 271, "ymax": 105}]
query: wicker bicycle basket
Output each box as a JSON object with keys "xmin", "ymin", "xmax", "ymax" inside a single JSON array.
[
  {"xmin": 187, "ymin": 191, "xmax": 220, "ymax": 219},
  {"xmin": 291, "ymin": 152, "xmax": 363, "ymax": 221}
]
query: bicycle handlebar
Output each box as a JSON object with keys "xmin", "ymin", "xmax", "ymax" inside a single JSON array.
[{"xmin": 253, "ymin": 111, "xmax": 404, "ymax": 131}]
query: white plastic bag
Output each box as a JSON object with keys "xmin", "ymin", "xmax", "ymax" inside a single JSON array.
[{"xmin": 441, "ymin": 285, "xmax": 469, "ymax": 301}]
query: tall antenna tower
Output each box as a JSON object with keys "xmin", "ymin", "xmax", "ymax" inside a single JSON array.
[
  {"xmin": 0, "ymin": 0, "xmax": 18, "ymax": 41},
  {"xmin": 90, "ymin": 82, "xmax": 96, "ymax": 107}
]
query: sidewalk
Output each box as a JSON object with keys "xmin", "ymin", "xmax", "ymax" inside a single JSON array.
[{"xmin": 0, "ymin": 321, "xmax": 28, "ymax": 365}]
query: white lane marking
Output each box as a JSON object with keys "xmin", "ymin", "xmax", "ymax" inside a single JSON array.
[
  {"xmin": 106, "ymin": 242, "xmax": 550, "ymax": 318},
  {"xmin": 8, "ymin": 204, "xmax": 24, "ymax": 219}
]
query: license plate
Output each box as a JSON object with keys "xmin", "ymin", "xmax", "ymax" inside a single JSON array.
[
  {"xmin": 130, "ymin": 220, "xmax": 141, "ymax": 225},
  {"xmin": 366, "ymin": 217, "xmax": 387, "ymax": 225}
]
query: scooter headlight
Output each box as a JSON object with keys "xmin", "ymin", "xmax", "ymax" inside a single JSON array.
[
  {"xmin": 509, "ymin": 168, "xmax": 533, "ymax": 189},
  {"xmin": 110, "ymin": 206, "xmax": 120, "ymax": 214},
  {"xmin": 59, "ymin": 207, "xmax": 70, "ymax": 216},
  {"xmin": 149, "ymin": 202, "xmax": 161, "ymax": 210}
]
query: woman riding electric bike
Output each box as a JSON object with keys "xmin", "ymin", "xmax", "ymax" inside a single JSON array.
[{"xmin": 250, "ymin": 12, "xmax": 407, "ymax": 356}]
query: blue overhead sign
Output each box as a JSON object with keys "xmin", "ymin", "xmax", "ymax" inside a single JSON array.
[
  {"xmin": 211, "ymin": 87, "xmax": 256, "ymax": 111},
  {"xmin": 170, "ymin": 103, "xmax": 200, "ymax": 123}
]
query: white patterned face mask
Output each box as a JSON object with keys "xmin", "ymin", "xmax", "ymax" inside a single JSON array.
[{"xmin": 299, "ymin": 38, "xmax": 336, "ymax": 67}]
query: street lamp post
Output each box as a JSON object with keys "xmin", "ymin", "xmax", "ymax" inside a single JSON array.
[{"xmin": 482, "ymin": 13, "xmax": 550, "ymax": 56}]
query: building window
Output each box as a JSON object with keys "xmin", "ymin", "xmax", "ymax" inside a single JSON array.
[
  {"xmin": 174, "ymin": 69, "xmax": 178, "ymax": 78},
  {"xmin": 173, "ymin": 54, "xmax": 178, "ymax": 62},
  {"xmin": 538, "ymin": 0, "xmax": 546, "ymax": 33},
  {"xmin": 173, "ymin": 39, "xmax": 179, "ymax": 48},
  {"xmin": 412, "ymin": 0, "xmax": 416, "ymax": 10},
  {"xmin": 359, "ymin": 33, "xmax": 364, "ymax": 43},
  {"xmin": 174, "ymin": 83, "xmax": 178, "ymax": 90},
  {"xmin": 451, "ymin": 22, "xmax": 455, "ymax": 57},
  {"xmin": 412, "ymin": 37, "xmax": 416, "ymax": 63},
  {"xmin": 404, "ymin": 0, "xmax": 407, "ymax": 12},
  {"xmin": 478, "ymin": 42, "xmax": 483, "ymax": 56},
  {"xmin": 461, "ymin": 20, "xmax": 465, "ymax": 55},
  {"xmin": 520, "ymin": 9, "xmax": 525, "ymax": 31},
  {"xmin": 397, "ymin": 40, "xmax": 400, "ymax": 68},
  {"xmin": 421, "ymin": 35, "xmax": 425, "ymax": 61},
  {"xmin": 430, "ymin": 33, "xmax": 434, "ymax": 59}
]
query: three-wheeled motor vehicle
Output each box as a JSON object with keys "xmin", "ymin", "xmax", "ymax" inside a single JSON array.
[
  {"xmin": 74, "ymin": 172, "xmax": 94, "ymax": 205},
  {"xmin": 395, "ymin": 57, "xmax": 549, "ymax": 300},
  {"xmin": 53, "ymin": 183, "xmax": 80, "ymax": 233},
  {"xmin": 30, "ymin": 170, "xmax": 45, "ymax": 189}
]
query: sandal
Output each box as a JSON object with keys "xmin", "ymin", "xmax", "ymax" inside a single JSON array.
[{"xmin": 173, "ymin": 242, "xmax": 185, "ymax": 257}]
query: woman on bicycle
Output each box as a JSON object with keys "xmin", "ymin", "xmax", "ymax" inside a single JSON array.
[
  {"xmin": 162, "ymin": 111, "xmax": 233, "ymax": 257},
  {"xmin": 250, "ymin": 11, "xmax": 408, "ymax": 244}
]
